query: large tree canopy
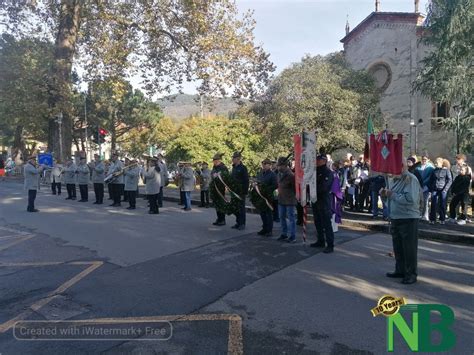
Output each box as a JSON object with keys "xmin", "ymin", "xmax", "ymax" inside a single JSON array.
[
  {"xmin": 0, "ymin": 0, "xmax": 275, "ymax": 160},
  {"xmin": 414, "ymin": 0, "xmax": 473, "ymax": 153},
  {"xmin": 252, "ymin": 52, "xmax": 380, "ymax": 155}
]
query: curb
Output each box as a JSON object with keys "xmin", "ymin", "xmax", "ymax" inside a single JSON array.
[{"xmin": 159, "ymin": 195, "xmax": 474, "ymax": 246}]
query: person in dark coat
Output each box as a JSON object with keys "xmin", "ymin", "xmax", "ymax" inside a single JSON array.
[
  {"xmin": 429, "ymin": 157, "xmax": 453, "ymax": 224},
  {"xmin": 211, "ymin": 153, "xmax": 228, "ymax": 226},
  {"xmin": 448, "ymin": 165, "xmax": 471, "ymax": 224},
  {"xmin": 369, "ymin": 174, "xmax": 388, "ymax": 219},
  {"xmin": 310, "ymin": 154, "xmax": 335, "ymax": 253},
  {"xmin": 256, "ymin": 158, "xmax": 278, "ymax": 237},
  {"xmin": 407, "ymin": 157, "xmax": 423, "ymax": 187},
  {"xmin": 276, "ymin": 157, "xmax": 297, "ymax": 243},
  {"xmin": 231, "ymin": 151, "xmax": 249, "ymax": 230}
]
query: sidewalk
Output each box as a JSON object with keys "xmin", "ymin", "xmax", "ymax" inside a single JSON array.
[{"xmin": 155, "ymin": 187, "xmax": 474, "ymax": 246}]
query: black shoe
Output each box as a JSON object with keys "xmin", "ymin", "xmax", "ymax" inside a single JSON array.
[
  {"xmin": 65, "ymin": 197, "xmax": 72, "ymax": 200},
  {"xmin": 401, "ymin": 275, "xmax": 417, "ymax": 284},
  {"xmin": 277, "ymin": 235, "xmax": 288, "ymax": 241},
  {"xmin": 71, "ymin": 197, "xmax": 76, "ymax": 200},
  {"xmin": 184, "ymin": 208, "xmax": 191, "ymax": 211},
  {"xmin": 109, "ymin": 203, "xmax": 117, "ymax": 207},
  {"xmin": 213, "ymin": 221, "xmax": 226, "ymax": 226},
  {"xmin": 310, "ymin": 242, "xmax": 325, "ymax": 248},
  {"xmin": 237, "ymin": 225, "xmax": 245, "ymax": 230},
  {"xmin": 93, "ymin": 202, "xmax": 99, "ymax": 204},
  {"xmin": 257, "ymin": 230, "xmax": 266, "ymax": 235},
  {"xmin": 231, "ymin": 224, "xmax": 239, "ymax": 229},
  {"xmin": 126, "ymin": 206, "xmax": 136, "ymax": 210},
  {"xmin": 323, "ymin": 247, "xmax": 334, "ymax": 254},
  {"xmin": 287, "ymin": 237, "xmax": 296, "ymax": 243},
  {"xmin": 263, "ymin": 232, "xmax": 273, "ymax": 237},
  {"xmin": 386, "ymin": 272, "xmax": 404, "ymax": 278},
  {"xmin": 97, "ymin": 202, "xmax": 103, "ymax": 205},
  {"xmin": 149, "ymin": 211, "xmax": 158, "ymax": 214},
  {"xmin": 27, "ymin": 209, "xmax": 39, "ymax": 213},
  {"xmin": 198, "ymin": 204, "xmax": 205, "ymax": 207}
]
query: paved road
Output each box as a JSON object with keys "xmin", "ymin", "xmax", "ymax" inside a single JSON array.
[{"xmin": 0, "ymin": 181, "xmax": 473, "ymax": 354}]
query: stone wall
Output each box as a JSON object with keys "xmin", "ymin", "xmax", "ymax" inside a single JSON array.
[{"xmin": 343, "ymin": 19, "xmax": 455, "ymax": 159}]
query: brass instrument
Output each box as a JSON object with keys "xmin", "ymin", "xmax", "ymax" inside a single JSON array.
[{"xmin": 104, "ymin": 162, "xmax": 139, "ymax": 184}]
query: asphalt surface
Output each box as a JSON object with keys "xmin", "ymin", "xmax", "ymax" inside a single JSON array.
[{"xmin": 0, "ymin": 181, "xmax": 473, "ymax": 354}]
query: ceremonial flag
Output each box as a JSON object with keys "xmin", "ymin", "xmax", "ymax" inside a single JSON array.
[
  {"xmin": 294, "ymin": 134, "xmax": 303, "ymax": 202},
  {"xmin": 364, "ymin": 115, "xmax": 374, "ymax": 161},
  {"xmin": 369, "ymin": 132, "xmax": 403, "ymax": 175}
]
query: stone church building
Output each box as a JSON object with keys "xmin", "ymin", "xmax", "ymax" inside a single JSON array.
[{"xmin": 341, "ymin": 0, "xmax": 454, "ymax": 158}]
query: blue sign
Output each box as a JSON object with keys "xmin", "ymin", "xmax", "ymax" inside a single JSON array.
[{"xmin": 38, "ymin": 153, "xmax": 53, "ymax": 167}]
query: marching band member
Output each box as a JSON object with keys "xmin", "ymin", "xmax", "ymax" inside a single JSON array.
[
  {"xmin": 91, "ymin": 154, "xmax": 105, "ymax": 204},
  {"xmin": 199, "ymin": 162, "xmax": 211, "ymax": 208},
  {"xmin": 24, "ymin": 155, "xmax": 45, "ymax": 212},
  {"xmin": 145, "ymin": 157, "xmax": 161, "ymax": 214},
  {"xmin": 108, "ymin": 153, "xmax": 124, "ymax": 207},
  {"xmin": 124, "ymin": 158, "xmax": 140, "ymax": 210},
  {"xmin": 64, "ymin": 157, "xmax": 77, "ymax": 200},
  {"xmin": 77, "ymin": 157, "xmax": 90, "ymax": 202},
  {"xmin": 50, "ymin": 159, "xmax": 63, "ymax": 195}
]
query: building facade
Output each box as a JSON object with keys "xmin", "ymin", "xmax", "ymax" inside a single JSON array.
[{"xmin": 340, "ymin": 4, "xmax": 455, "ymax": 158}]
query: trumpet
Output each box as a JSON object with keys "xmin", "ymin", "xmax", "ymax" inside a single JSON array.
[{"xmin": 104, "ymin": 162, "xmax": 139, "ymax": 184}]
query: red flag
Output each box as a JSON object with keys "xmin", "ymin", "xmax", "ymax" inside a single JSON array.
[{"xmin": 369, "ymin": 132, "xmax": 403, "ymax": 175}]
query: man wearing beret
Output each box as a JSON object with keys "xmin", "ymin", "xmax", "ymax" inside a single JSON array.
[
  {"xmin": 231, "ymin": 151, "xmax": 249, "ymax": 230},
  {"xmin": 311, "ymin": 154, "xmax": 335, "ymax": 253}
]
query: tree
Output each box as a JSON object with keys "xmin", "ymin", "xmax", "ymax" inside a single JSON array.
[
  {"xmin": 165, "ymin": 116, "xmax": 264, "ymax": 175},
  {"xmin": 252, "ymin": 53, "xmax": 380, "ymax": 155},
  {"xmin": 86, "ymin": 78, "xmax": 163, "ymax": 152},
  {"xmin": 0, "ymin": 1, "xmax": 275, "ymax": 160},
  {"xmin": 414, "ymin": 0, "xmax": 474, "ymax": 153},
  {"xmin": 0, "ymin": 34, "xmax": 53, "ymax": 161}
]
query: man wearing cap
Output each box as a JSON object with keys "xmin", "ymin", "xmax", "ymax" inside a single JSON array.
[
  {"xmin": 64, "ymin": 158, "xmax": 77, "ymax": 200},
  {"xmin": 311, "ymin": 154, "xmax": 335, "ymax": 253},
  {"xmin": 91, "ymin": 154, "xmax": 105, "ymax": 204},
  {"xmin": 145, "ymin": 157, "xmax": 161, "ymax": 214},
  {"xmin": 24, "ymin": 155, "xmax": 45, "ymax": 212},
  {"xmin": 77, "ymin": 157, "xmax": 90, "ymax": 202},
  {"xmin": 256, "ymin": 158, "xmax": 278, "ymax": 237},
  {"xmin": 211, "ymin": 153, "xmax": 228, "ymax": 226},
  {"xmin": 124, "ymin": 158, "xmax": 140, "ymax": 209},
  {"xmin": 231, "ymin": 151, "xmax": 249, "ymax": 230},
  {"xmin": 199, "ymin": 162, "xmax": 211, "ymax": 207},
  {"xmin": 108, "ymin": 153, "xmax": 124, "ymax": 207}
]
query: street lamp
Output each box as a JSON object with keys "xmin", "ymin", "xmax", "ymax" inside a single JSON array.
[
  {"xmin": 409, "ymin": 118, "xmax": 423, "ymax": 155},
  {"xmin": 452, "ymin": 105, "xmax": 461, "ymax": 154},
  {"xmin": 55, "ymin": 112, "xmax": 63, "ymax": 162}
]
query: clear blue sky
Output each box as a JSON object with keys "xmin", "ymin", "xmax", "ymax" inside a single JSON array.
[
  {"xmin": 236, "ymin": 0, "xmax": 429, "ymax": 74},
  {"xmin": 166, "ymin": 0, "xmax": 429, "ymax": 95}
]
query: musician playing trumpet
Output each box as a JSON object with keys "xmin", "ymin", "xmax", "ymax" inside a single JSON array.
[
  {"xmin": 24, "ymin": 155, "xmax": 46, "ymax": 212},
  {"xmin": 145, "ymin": 157, "xmax": 161, "ymax": 214},
  {"xmin": 50, "ymin": 158, "xmax": 64, "ymax": 195}
]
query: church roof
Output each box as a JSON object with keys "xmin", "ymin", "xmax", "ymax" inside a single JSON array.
[{"xmin": 340, "ymin": 12, "xmax": 425, "ymax": 44}]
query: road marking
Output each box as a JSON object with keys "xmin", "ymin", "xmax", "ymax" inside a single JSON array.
[
  {"xmin": 13, "ymin": 314, "xmax": 243, "ymax": 354},
  {"xmin": 0, "ymin": 261, "xmax": 103, "ymax": 333},
  {"xmin": 0, "ymin": 235, "xmax": 35, "ymax": 252},
  {"xmin": 0, "ymin": 234, "xmax": 33, "ymax": 240},
  {"xmin": 0, "ymin": 226, "xmax": 32, "ymax": 235}
]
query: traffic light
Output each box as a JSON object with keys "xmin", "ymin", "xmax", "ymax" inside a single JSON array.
[{"xmin": 99, "ymin": 128, "xmax": 107, "ymax": 144}]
